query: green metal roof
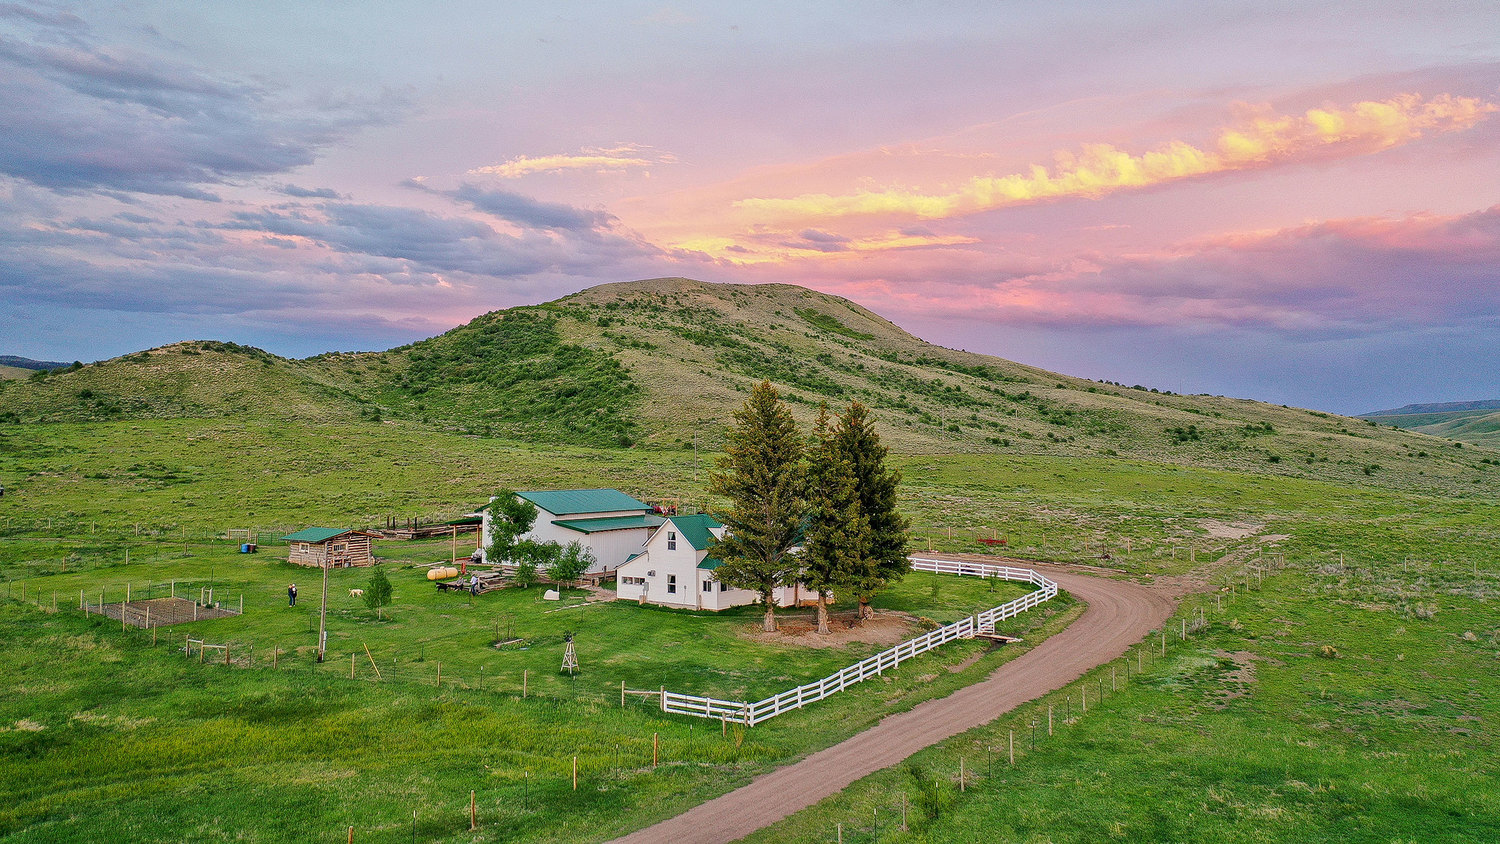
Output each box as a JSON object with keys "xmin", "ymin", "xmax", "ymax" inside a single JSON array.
[
  {"xmin": 516, "ymin": 489, "xmax": 650, "ymax": 516},
  {"xmin": 696, "ymin": 556, "xmax": 724, "ymax": 571},
  {"xmin": 667, "ymin": 513, "xmax": 724, "ymax": 552},
  {"xmin": 552, "ymin": 515, "xmax": 664, "ymax": 534},
  {"xmin": 283, "ymin": 527, "xmax": 357, "ymax": 543}
]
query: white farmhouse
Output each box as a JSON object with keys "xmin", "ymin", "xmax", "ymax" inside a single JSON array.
[
  {"xmin": 479, "ymin": 489, "xmax": 661, "ymax": 574},
  {"xmin": 616, "ymin": 514, "xmax": 813, "ymax": 611}
]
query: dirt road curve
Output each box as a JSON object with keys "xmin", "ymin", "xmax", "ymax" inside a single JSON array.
[{"xmin": 610, "ymin": 563, "xmax": 1176, "ymax": 844}]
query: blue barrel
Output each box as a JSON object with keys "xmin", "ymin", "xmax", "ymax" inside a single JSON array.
[{"xmin": 240, "ymin": 543, "xmax": 251, "ymax": 553}]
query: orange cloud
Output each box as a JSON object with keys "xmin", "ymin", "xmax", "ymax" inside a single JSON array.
[
  {"xmin": 733, "ymin": 94, "xmax": 1495, "ymax": 222},
  {"xmin": 674, "ymin": 230, "xmax": 979, "ymax": 263},
  {"xmin": 470, "ymin": 144, "xmax": 676, "ymax": 178}
]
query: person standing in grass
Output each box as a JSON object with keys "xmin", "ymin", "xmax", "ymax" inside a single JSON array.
[{"xmin": 288, "ymin": 583, "xmax": 297, "ymax": 606}]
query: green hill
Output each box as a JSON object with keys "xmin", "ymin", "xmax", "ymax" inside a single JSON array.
[
  {"xmin": 1, "ymin": 278, "xmax": 1496, "ymax": 495},
  {"xmin": 1359, "ymin": 402, "xmax": 1500, "ymax": 448}
]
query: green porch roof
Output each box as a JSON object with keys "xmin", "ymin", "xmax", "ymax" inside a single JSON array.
[
  {"xmin": 516, "ymin": 489, "xmax": 651, "ymax": 516},
  {"xmin": 696, "ymin": 556, "xmax": 724, "ymax": 570},
  {"xmin": 283, "ymin": 527, "xmax": 357, "ymax": 543},
  {"xmin": 552, "ymin": 515, "xmax": 664, "ymax": 534}
]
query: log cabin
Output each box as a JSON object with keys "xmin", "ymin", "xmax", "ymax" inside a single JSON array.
[{"xmin": 283, "ymin": 527, "xmax": 378, "ymax": 568}]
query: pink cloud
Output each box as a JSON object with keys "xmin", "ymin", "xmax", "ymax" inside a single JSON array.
[{"xmin": 705, "ymin": 205, "xmax": 1500, "ymax": 337}]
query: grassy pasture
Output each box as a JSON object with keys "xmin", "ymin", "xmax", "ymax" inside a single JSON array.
[
  {"xmin": 1, "ymin": 407, "xmax": 1498, "ymax": 841},
  {"xmin": 743, "ymin": 521, "xmax": 1500, "ymax": 843},
  {"xmin": 0, "ymin": 562, "xmax": 1069, "ymax": 843},
  {"xmin": 0, "ymin": 540, "xmax": 1037, "ymax": 703}
]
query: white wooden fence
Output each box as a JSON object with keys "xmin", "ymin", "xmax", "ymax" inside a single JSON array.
[{"xmin": 661, "ymin": 557, "xmax": 1058, "ymax": 726}]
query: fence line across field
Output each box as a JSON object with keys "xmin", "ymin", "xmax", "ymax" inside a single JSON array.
[{"xmin": 659, "ymin": 557, "xmax": 1059, "ymax": 726}]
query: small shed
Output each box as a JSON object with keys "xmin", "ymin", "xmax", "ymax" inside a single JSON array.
[{"xmin": 283, "ymin": 528, "xmax": 378, "ymax": 568}]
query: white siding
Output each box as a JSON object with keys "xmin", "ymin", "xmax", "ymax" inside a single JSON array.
[{"xmin": 479, "ymin": 495, "xmax": 650, "ymax": 571}]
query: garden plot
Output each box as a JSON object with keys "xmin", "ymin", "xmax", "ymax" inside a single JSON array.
[{"xmin": 90, "ymin": 596, "xmax": 237, "ymax": 627}]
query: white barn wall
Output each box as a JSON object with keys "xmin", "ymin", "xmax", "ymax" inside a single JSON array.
[
  {"xmin": 550, "ymin": 526, "xmax": 650, "ymax": 573},
  {"xmin": 478, "ymin": 493, "xmax": 651, "ymax": 571}
]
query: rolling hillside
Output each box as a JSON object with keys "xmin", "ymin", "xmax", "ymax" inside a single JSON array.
[
  {"xmin": 1, "ymin": 278, "xmax": 1496, "ymax": 496},
  {"xmin": 1360, "ymin": 400, "xmax": 1500, "ymax": 448}
]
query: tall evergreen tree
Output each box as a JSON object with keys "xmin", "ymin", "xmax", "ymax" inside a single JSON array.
[
  {"xmin": 708, "ymin": 381, "xmax": 807, "ymax": 632},
  {"xmin": 834, "ymin": 401, "xmax": 910, "ymax": 620},
  {"xmin": 802, "ymin": 404, "xmax": 869, "ymax": 634}
]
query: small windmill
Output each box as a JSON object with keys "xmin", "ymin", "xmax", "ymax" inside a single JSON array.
[{"xmin": 561, "ymin": 631, "xmax": 578, "ymax": 675}]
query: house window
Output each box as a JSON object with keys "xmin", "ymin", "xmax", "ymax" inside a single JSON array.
[
  {"xmin": 667, "ymin": 575, "xmax": 677, "ymax": 594},
  {"xmin": 667, "ymin": 531, "xmax": 677, "ymax": 551},
  {"xmin": 703, "ymin": 580, "xmax": 713, "ymax": 592}
]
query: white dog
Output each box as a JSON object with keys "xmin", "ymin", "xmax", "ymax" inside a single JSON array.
[{"xmin": 349, "ymin": 588, "xmax": 365, "ymax": 597}]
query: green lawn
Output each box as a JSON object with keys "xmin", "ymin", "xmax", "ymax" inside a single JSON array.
[{"xmin": 1, "ymin": 540, "xmax": 1037, "ymax": 703}]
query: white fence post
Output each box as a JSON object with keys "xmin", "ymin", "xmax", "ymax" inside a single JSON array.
[{"xmin": 655, "ymin": 559, "xmax": 1059, "ymax": 726}]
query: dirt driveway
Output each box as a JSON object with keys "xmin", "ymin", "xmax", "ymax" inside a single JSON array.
[{"xmin": 611, "ymin": 561, "xmax": 1177, "ymax": 844}]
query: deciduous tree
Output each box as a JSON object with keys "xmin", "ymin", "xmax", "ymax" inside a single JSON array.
[
  {"xmin": 547, "ymin": 541, "xmax": 595, "ymax": 590},
  {"xmin": 487, "ymin": 491, "xmax": 538, "ymax": 564}
]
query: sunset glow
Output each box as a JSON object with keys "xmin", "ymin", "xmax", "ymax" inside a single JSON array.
[{"xmin": 1, "ymin": 2, "xmax": 1497, "ymax": 413}]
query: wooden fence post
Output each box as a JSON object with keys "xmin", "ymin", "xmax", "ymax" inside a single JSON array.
[{"xmin": 653, "ymin": 732, "xmax": 659, "ymax": 769}]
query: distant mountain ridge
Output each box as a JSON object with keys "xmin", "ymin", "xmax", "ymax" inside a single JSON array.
[
  {"xmin": 0, "ymin": 355, "xmax": 71, "ymax": 371},
  {"xmin": 1358, "ymin": 399, "xmax": 1500, "ymax": 448},
  {"xmin": 1362, "ymin": 399, "xmax": 1500, "ymax": 416}
]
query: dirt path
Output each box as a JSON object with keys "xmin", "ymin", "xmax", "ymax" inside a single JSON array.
[{"xmin": 610, "ymin": 563, "xmax": 1176, "ymax": 844}]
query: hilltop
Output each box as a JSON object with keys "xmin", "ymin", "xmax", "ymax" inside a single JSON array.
[{"xmin": 1, "ymin": 278, "xmax": 1496, "ymax": 495}]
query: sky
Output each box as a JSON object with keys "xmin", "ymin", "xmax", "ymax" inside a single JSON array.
[{"xmin": 1, "ymin": 1, "xmax": 1497, "ymax": 415}]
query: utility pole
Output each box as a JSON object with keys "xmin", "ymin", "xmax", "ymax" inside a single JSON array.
[{"xmin": 317, "ymin": 553, "xmax": 330, "ymax": 662}]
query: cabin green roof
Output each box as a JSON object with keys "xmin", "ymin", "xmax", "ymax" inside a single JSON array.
[
  {"xmin": 515, "ymin": 489, "xmax": 651, "ymax": 516},
  {"xmin": 667, "ymin": 513, "xmax": 724, "ymax": 552},
  {"xmin": 283, "ymin": 527, "xmax": 356, "ymax": 543},
  {"xmin": 552, "ymin": 515, "xmax": 664, "ymax": 534},
  {"xmin": 696, "ymin": 556, "xmax": 724, "ymax": 571}
]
